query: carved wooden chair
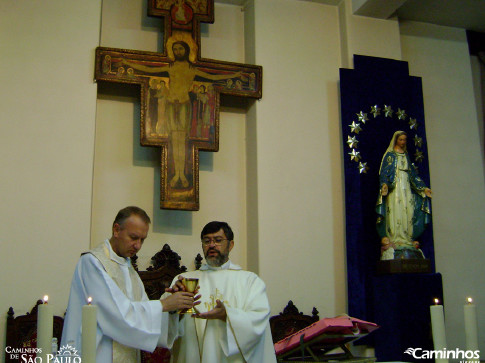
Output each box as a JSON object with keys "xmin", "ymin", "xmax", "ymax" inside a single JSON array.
[
  {"xmin": 5, "ymin": 300, "xmax": 64, "ymax": 363},
  {"xmin": 270, "ymin": 300, "xmax": 319, "ymax": 344}
]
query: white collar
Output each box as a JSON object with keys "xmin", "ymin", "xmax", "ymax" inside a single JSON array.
[
  {"xmin": 104, "ymin": 239, "xmax": 129, "ymax": 266},
  {"xmin": 199, "ymin": 260, "xmax": 242, "ymax": 271}
]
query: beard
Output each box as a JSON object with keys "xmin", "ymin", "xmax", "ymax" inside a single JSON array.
[
  {"xmin": 174, "ymin": 52, "xmax": 188, "ymax": 61},
  {"xmin": 205, "ymin": 248, "xmax": 229, "ymax": 267}
]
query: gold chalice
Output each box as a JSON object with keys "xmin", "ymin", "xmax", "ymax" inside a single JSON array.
[{"xmin": 180, "ymin": 277, "xmax": 199, "ymax": 314}]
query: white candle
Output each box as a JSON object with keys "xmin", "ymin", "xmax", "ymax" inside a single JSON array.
[
  {"xmin": 464, "ymin": 297, "xmax": 479, "ymax": 352},
  {"xmin": 430, "ymin": 298, "xmax": 448, "ymax": 363},
  {"xmin": 82, "ymin": 297, "xmax": 97, "ymax": 363},
  {"xmin": 37, "ymin": 295, "xmax": 53, "ymax": 361}
]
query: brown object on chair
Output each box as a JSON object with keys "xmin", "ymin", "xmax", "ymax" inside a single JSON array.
[
  {"xmin": 195, "ymin": 253, "xmax": 203, "ymax": 270},
  {"xmin": 133, "ymin": 243, "xmax": 187, "ymax": 300},
  {"xmin": 135, "ymin": 244, "xmax": 187, "ymax": 363},
  {"xmin": 6, "ymin": 300, "xmax": 64, "ymax": 363},
  {"xmin": 270, "ymin": 300, "xmax": 319, "ymax": 344}
]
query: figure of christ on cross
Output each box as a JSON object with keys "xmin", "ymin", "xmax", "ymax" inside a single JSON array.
[{"xmin": 123, "ymin": 40, "xmax": 242, "ymax": 189}]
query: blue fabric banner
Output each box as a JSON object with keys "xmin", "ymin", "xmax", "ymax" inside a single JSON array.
[{"xmin": 339, "ymin": 55, "xmax": 436, "ymax": 324}]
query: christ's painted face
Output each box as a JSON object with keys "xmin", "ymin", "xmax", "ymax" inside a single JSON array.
[{"xmin": 173, "ymin": 43, "xmax": 186, "ymax": 61}]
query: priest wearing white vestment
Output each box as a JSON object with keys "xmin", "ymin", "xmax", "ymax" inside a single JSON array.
[
  {"xmin": 166, "ymin": 221, "xmax": 277, "ymax": 363},
  {"xmin": 61, "ymin": 206, "xmax": 195, "ymax": 363}
]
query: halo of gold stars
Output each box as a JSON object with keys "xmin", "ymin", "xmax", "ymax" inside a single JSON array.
[{"xmin": 345, "ymin": 104, "xmax": 427, "ymax": 174}]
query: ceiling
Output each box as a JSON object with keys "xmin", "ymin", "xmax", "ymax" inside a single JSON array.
[
  {"xmin": 353, "ymin": 0, "xmax": 485, "ymax": 33},
  {"xmin": 217, "ymin": 0, "xmax": 485, "ymax": 33}
]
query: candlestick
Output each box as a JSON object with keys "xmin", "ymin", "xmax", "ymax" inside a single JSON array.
[
  {"xmin": 37, "ymin": 295, "xmax": 53, "ymax": 361},
  {"xmin": 82, "ymin": 297, "xmax": 97, "ymax": 363},
  {"xmin": 464, "ymin": 297, "xmax": 479, "ymax": 351},
  {"xmin": 430, "ymin": 298, "xmax": 448, "ymax": 363}
]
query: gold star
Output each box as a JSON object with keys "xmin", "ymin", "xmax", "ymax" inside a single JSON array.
[
  {"xmin": 384, "ymin": 105, "xmax": 393, "ymax": 117},
  {"xmin": 358, "ymin": 162, "xmax": 369, "ymax": 174},
  {"xmin": 356, "ymin": 111, "xmax": 369, "ymax": 124},
  {"xmin": 409, "ymin": 118, "xmax": 418, "ymax": 130},
  {"xmin": 349, "ymin": 149, "xmax": 361, "ymax": 162},
  {"xmin": 349, "ymin": 121, "xmax": 362, "ymax": 134},
  {"xmin": 396, "ymin": 108, "xmax": 407, "ymax": 120},
  {"xmin": 347, "ymin": 135, "xmax": 359, "ymax": 148},
  {"xmin": 370, "ymin": 105, "xmax": 381, "ymax": 118},
  {"xmin": 413, "ymin": 134, "xmax": 423, "ymax": 147},
  {"xmin": 415, "ymin": 149, "xmax": 424, "ymax": 162}
]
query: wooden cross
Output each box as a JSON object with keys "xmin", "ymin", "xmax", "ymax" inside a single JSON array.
[{"xmin": 95, "ymin": 0, "xmax": 262, "ymax": 210}]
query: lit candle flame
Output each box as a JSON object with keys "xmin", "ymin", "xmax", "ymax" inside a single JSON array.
[
  {"xmin": 87, "ymin": 297, "xmax": 93, "ymax": 305},
  {"xmin": 467, "ymin": 297, "xmax": 473, "ymax": 304},
  {"xmin": 43, "ymin": 295, "xmax": 49, "ymax": 304},
  {"xmin": 434, "ymin": 298, "xmax": 439, "ymax": 305}
]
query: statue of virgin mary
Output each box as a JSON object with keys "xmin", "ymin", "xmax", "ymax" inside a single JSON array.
[{"xmin": 376, "ymin": 131, "xmax": 432, "ymax": 260}]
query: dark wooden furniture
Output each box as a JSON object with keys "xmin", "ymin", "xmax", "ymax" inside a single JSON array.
[
  {"xmin": 270, "ymin": 300, "xmax": 319, "ymax": 344},
  {"xmin": 132, "ymin": 243, "xmax": 187, "ymax": 300},
  {"xmin": 5, "ymin": 300, "xmax": 64, "ymax": 363}
]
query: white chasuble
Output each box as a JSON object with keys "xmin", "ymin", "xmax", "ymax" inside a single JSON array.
[
  {"xmin": 168, "ymin": 261, "xmax": 277, "ymax": 363},
  {"xmin": 61, "ymin": 240, "xmax": 179, "ymax": 363}
]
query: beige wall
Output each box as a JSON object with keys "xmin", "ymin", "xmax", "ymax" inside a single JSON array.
[
  {"xmin": 1, "ymin": 0, "xmax": 484, "ymax": 361},
  {"xmin": 400, "ymin": 21, "xmax": 485, "ymax": 353},
  {"xmin": 0, "ymin": 0, "xmax": 102, "ymax": 361},
  {"xmin": 248, "ymin": 0, "xmax": 346, "ymax": 316}
]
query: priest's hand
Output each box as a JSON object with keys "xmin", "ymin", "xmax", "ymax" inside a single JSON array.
[
  {"xmin": 161, "ymin": 291, "xmax": 196, "ymax": 312},
  {"xmin": 195, "ymin": 299, "xmax": 226, "ymax": 322},
  {"xmin": 165, "ymin": 276, "xmax": 186, "ymax": 293},
  {"xmin": 381, "ymin": 184, "xmax": 388, "ymax": 196}
]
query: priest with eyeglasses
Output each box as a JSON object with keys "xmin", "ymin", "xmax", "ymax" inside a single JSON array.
[{"xmin": 164, "ymin": 221, "xmax": 277, "ymax": 363}]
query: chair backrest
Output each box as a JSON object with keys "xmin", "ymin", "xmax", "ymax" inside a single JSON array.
[
  {"xmin": 132, "ymin": 243, "xmax": 187, "ymax": 300},
  {"xmin": 270, "ymin": 300, "xmax": 319, "ymax": 344},
  {"xmin": 5, "ymin": 300, "xmax": 64, "ymax": 363}
]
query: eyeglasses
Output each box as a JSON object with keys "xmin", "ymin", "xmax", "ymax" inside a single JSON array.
[{"xmin": 201, "ymin": 237, "xmax": 228, "ymax": 246}]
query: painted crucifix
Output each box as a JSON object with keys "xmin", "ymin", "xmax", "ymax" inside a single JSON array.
[{"xmin": 95, "ymin": 0, "xmax": 262, "ymax": 210}]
